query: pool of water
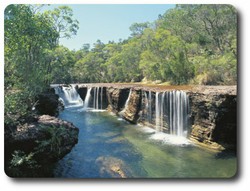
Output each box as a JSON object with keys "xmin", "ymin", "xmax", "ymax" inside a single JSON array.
[{"xmin": 53, "ymin": 106, "xmax": 237, "ymax": 178}]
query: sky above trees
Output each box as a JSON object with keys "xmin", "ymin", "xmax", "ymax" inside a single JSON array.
[{"xmin": 41, "ymin": 4, "xmax": 175, "ymax": 50}]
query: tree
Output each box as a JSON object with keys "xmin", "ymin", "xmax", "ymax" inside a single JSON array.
[
  {"xmin": 4, "ymin": 4, "xmax": 79, "ymax": 123},
  {"xmin": 156, "ymin": 4, "xmax": 237, "ymax": 85},
  {"xmin": 43, "ymin": 6, "xmax": 79, "ymax": 43},
  {"xmin": 129, "ymin": 22, "xmax": 150, "ymax": 37}
]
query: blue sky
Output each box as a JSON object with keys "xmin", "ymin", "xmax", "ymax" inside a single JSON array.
[{"xmin": 43, "ymin": 4, "xmax": 175, "ymax": 50}]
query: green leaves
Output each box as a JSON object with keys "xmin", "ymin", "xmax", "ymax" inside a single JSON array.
[
  {"xmin": 44, "ymin": 6, "xmax": 79, "ymax": 40},
  {"xmin": 4, "ymin": 5, "xmax": 79, "ymax": 124}
]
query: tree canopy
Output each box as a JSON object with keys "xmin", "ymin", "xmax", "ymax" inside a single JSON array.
[
  {"xmin": 4, "ymin": 4, "xmax": 79, "ymax": 123},
  {"xmin": 69, "ymin": 4, "xmax": 237, "ymax": 85}
]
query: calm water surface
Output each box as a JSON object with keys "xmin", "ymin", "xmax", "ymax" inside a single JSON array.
[{"xmin": 53, "ymin": 106, "xmax": 237, "ymax": 178}]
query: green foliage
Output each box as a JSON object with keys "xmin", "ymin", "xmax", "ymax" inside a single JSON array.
[
  {"xmin": 4, "ymin": 4, "xmax": 79, "ymax": 124},
  {"xmin": 4, "ymin": 91, "xmax": 35, "ymax": 126},
  {"xmin": 45, "ymin": 46, "xmax": 76, "ymax": 84},
  {"xmin": 68, "ymin": 4, "xmax": 236, "ymax": 85},
  {"xmin": 35, "ymin": 125, "xmax": 69, "ymax": 157},
  {"xmin": 44, "ymin": 6, "xmax": 79, "ymax": 41},
  {"xmin": 7, "ymin": 150, "xmax": 39, "ymax": 177}
]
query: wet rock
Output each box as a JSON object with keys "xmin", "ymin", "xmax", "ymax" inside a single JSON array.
[
  {"xmin": 121, "ymin": 89, "xmax": 142, "ymax": 124},
  {"xmin": 106, "ymin": 88, "xmax": 130, "ymax": 113}
]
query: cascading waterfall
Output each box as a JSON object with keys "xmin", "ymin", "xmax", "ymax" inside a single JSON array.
[
  {"xmin": 155, "ymin": 92, "xmax": 160, "ymax": 131},
  {"xmin": 100, "ymin": 87, "xmax": 103, "ymax": 110},
  {"xmin": 144, "ymin": 90, "xmax": 189, "ymax": 137},
  {"xmin": 54, "ymin": 85, "xmax": 83, "ymax": 108},
  {"xmin": 54, "ymin": 85, "xmax": 189, "ymax": 138},
  {"xmin": 143, "ymin": 91, "xmax": 152, "ymax": 124},
  {"xmin": 148, "ymin": 91, "xmax": 152, "ymax": 123},
  {"xmin": 119, "ymin": 89, "xmax": 132, "ymax": 116},
  {"xmin": 83, "ymin": 87, "xmax": 92, "ymax": 109},
  {"xmin": 124, "ymin": 89, "xmax": 132, "ymax": 109},
  {"xmin": 93, "ymin": 87, "xmax": 104, "ymax": 110},
  {"xmin": 167, "ymin": 91, "xmax": 189, "ymax": 137},
  {"xmin": 83, "ymin": 87, "xmax": 104, "ymax": 110}
]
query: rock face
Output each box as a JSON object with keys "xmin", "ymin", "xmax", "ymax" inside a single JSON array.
[
  {"xmin": 188, "ymin": 92, "xmax": 237, "ymax": 151},
  {"xmin": 76, "ymin": 86, "xmax": 87, "ymax": 101},
  {"xmin": 106, "ymin": 87, "xmax": 130, "ymax": 113},
  {"xmin": 35, "ymin": 89, "xmax": 59, "ymax": 116},
  {"xmin": 121, "ymin": 89, "xmax": 142, "ymax": 123},
  {"xmin": 5, "ymin": 115, "xmax": 79, "ymax": 177}
]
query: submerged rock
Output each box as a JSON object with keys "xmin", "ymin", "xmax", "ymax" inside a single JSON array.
[{"xmin": 95, "ymin": 156, "xmax": 132, "ymax": 178}]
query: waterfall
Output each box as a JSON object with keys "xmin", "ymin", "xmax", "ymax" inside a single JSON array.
[
  {"xmin": 96, "ymin": 87, "xmax": 99, "ymax": 109},
  {"xmin": 148, "ymin": 91, "xmax": 152, "ymax": 123},
  {"xmin": 166, "ymin": 91, "xmax": 189, "ymax": 137},
  {"xmin": 161, "ymin": 92, "xmax": 165, "ymax": 131},
  {"xmin": 83, "ymin": 87, "xmax": 92, "ymax": 109},
  {"xmin": 144, "ymin": 90, "xmax": 189, "ymax": 137},
  {"xmin": 93, "ymin": 87, "xmax": 104, "ymax": 110},
  {"xmin": 54, "ymin": 85, "xmax": 83, "ymax": 108},
  {"xmin": 144, "ymin": 91, "xmax": 149, "ymax": 122},
  {"xmin": 155, "ymin": 92, "xmax": 160, "ymax": 131},
  {"xmin": 124, "ymin": 89, "xmax": 132, "ymax": 110},
  {"xmin": 100, "ymin": 87, "xmax": 103, "ymax": 110},
  {"xmin": 54, "ymin": 85, "xmax": 107, "ymax": 111}
]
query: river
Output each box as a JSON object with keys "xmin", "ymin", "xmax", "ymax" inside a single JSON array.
[{"xmin": 52, "ymin": 105, "xmax": 236, "ymax": 178}]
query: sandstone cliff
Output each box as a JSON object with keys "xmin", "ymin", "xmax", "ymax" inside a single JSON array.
[{"xmin": 69, "ymin": 84, "xmax": 237, "ymax": 151}]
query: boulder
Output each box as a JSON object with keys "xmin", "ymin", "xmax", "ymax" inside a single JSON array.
[
  {"xmin": 35, "ymin": 90, "xmax": 59, "ymax": 116},
  {"xmin": 5, "ymin": 115, "xmax": 79, "ymax": 167}
]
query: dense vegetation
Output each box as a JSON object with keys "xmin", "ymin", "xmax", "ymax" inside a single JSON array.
[
  {"xmin": 4, "ymin": 4, "xmax": 237, "ymax": 124},
  {"xmin": 71, "ymin": 4, "xmax": 237, "ymax": 85},
  {"xmin": 4, "ymin": 5, "xmax": 79, "ymax": 124}
]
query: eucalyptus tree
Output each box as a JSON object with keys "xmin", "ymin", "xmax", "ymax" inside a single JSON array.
[{"xmin": 4, "ymin": 4, "xmax": 79, "ymax": 122}]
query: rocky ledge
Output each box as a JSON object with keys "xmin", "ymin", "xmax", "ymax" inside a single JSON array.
[
  {"xmin": 59, "ymin": 83, "xmax": 237, "ymax": 152},
  {"xmin": 188, "ymin": 90, "xmax": 237, "ymax": 151},
  {"xmin": 5, "ymin": 115, "xmax": 79, "ymax": 177}
]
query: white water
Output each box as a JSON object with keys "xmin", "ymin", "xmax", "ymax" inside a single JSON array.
[
  {"xmin": 143, "ymin": 91, "xmax": 152, "ymax": 123},
  {"xmin": 149, "ymin": 132, "xmax": 191, "ymax": 145},
  {"xmin": 55, "ymin": 85, "xmax": 189, "ymax": 141},
  {"xmin": 54, "ymin": 85, "xmax": 83, "ymax": 108},
  {"xmin": 83, "ymin": 87, "xmax": 92, "ymax": 109},
  {"xmin": 124, "ymin": 89, "xmax": 132, "ymax": 110},
  {"xmin": 168, "ymin": 91, "xmax": 189, "ymax": 137},
  {"xmin": 92, "ymin": 87, "xmax": 104, "ymax": 110},
  {"xmin": 143, "ymin": 90, "xmax": 189, "ymax": 138},
  {"xmin": 120, "ymin": 89, "xmax": 132, "ymax": 115},
  {"xmin": 155, "ymin": 92, "xmax": 160, "ymax": 131}
]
